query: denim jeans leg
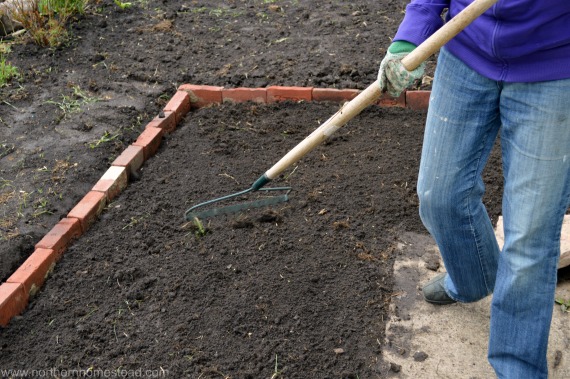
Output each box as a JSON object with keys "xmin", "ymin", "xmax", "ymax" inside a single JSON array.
[
  {"xmin": 418, "ymin": 48, "xmax": 501, "ymax": 302},
  {"xmin": 487, "ymin": 80, "xmax": 570, "ymax": 378}
]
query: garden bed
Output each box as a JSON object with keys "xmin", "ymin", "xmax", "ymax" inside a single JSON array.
[{"xmin": 0, "ymin": 99, "xmax": 504, "ymax": 377}]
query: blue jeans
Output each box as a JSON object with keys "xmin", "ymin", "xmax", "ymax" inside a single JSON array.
[{"xmin": 417, "ymin": 48, "xmax": 570, "ymax": 378}]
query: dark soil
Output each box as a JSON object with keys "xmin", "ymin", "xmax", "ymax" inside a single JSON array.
[
  {"xmin": 1, "ymin": 0, "xmax": 435, "ymax": 282},
  {"xmin": 0, "ymin": 101, "xmax": 502, "ymax": 377},
  {"xmin": 0, "ymin": 1, "xmax": 503, "ymax": 377}
]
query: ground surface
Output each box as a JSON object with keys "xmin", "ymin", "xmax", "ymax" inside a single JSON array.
[
  {"xmin": 0, "ymin": 101, "xmax": 502, "ymax": 377},
  {"xmin": 0, "ymin": 1, "xmax": 504, "ymax": 377},
  {"xmin": 0, "ymin": 0, "xmax": 439, "ymax": 282}
]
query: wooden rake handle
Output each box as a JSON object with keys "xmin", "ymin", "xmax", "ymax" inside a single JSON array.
[{"xmin": 264, "ymin": 0, "xmax": 498, "ymax": 181}]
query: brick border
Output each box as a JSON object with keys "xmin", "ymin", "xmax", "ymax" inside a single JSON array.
[
  {"xmin": 176, "ymin": 84, "xmax": 431, "ymax": 109},
  {"xmin": 0, "ymin": 85, "xmax": 430, "ymax": 327}
]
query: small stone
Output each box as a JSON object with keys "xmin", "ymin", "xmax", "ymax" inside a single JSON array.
[
  {"xmin": 553, "ymin": 350, "xmax": 563, "ymax": 368},
  {"xmin": 389, "ymin": 362, "xmax": 401, "ymax": 373},
  {"xmin": 424, "ymin": 255, "xmax": 440, "ymax": 271},
  {"xmin": 413, "ymin": 351, "xmax": 429, "ymax": 362},
  {"xmin": 333, "ymin": 348, "xmax": 345, "ymax": 355}
]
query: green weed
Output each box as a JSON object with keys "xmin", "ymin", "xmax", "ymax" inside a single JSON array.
[
  {"xmin": 32, "ymin": 197, "xmax": 53, "ymax": 217},
  {"xmin": 122, "ymin": 214, "xmax": 148, "ymax": 229},
  {"xmin": 113, "ymin": 0, "xmax": 132, "ymax": 10},
  {"xmin": 0, "ymin": 178, "xmax": 13, "ymax": 190},
  {"xmin": 88, "ymin": 131, "xmax": 120, "ymax": 149},
  {"xmin": 555, "ymin": 298, "xmax": 570, "ymax": 313},
  {"xmin": 0, "ymin": 57, "xmax": 19, "ymax": 86},
  {"xmin": 192, "ymin": 217, "xmax": 207, "ymax": 237},
  {"xmin": 46, "ymin": 85, "xmax": 98, "ymax": 120}
]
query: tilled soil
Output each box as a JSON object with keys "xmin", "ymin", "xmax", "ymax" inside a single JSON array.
[
  {"xmin": 1, "ymin": 0, "xmax": 431, "ymax": 283},
  {"xmin": 0, "ymin": 101, "xmax": 503, "ymax": 377},
  {"xmin": 0, "ymin": 1, "xmax": 505, "ymax": 378}
]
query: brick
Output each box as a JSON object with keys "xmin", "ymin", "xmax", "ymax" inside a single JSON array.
[
  {"xmin": 406, "ymin": 90, "xmax": 431, "ymax": 110},
  {"xmin": 146, "ymin": 111, "xmax": 177, "ymax": 134},
  {"xmin": 223, "ymin": 88, "xmax": 267, "ymax": 104},
  {"xmin": 133, "ymin": 126, "xmax": 164, "ymax": 160},
  {"xmin": 377, "ymin": 91, "xmax": 406, "ymax": 108},
  {"xmin": 35, "ymin": 218, "xmax": 82, "ymax": 255},
  {"xmin": 178, "ymin": 84, "xmax": 224, "ymax": 108},
  {"xmin": 92, "ymin": 166, "xmax": 128, "ymax": 201},
  {"xmin": 312, "ymin": 88, "xmax": 360, "ymax": 103},
  {"xmin": 67, "ymin": 191, "xmax": 107, "ymax": 233},
  {"xmin": 112, "ymin": 145, "xmax": 145, "ymax": 178},
  {"xmin": 163, "ymin": 90, "xmax": 191, "ymax": 124},
  {"xmin": 7, "ymin": 248, "xmax": 58, "ymax": 297},
  {"xmin": 267, "ymin": 86, "xmax": 313, "ymax": 103},
  {"xmin": 0, "ymin": 283, "xmax": 27, "ymax": 326}
]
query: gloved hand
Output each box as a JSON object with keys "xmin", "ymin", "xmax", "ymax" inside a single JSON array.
[{"xmin": 378, "ymin": 40, "xmax": 425, "ymax": 98}]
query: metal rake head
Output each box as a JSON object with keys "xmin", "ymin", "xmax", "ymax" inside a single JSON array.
[{"xmin": 184, "ymin": 185, "xmax": 291, "ymax": 221}]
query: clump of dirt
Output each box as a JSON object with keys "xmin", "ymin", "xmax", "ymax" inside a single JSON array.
[{"xmin": 0, "ymin": 101, "xmax": 503, "ymax": 377}]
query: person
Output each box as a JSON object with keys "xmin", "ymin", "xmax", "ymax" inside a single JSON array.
[{"xmin": 378, "ymin": 1, "xmax": 570, "ymax": 378}]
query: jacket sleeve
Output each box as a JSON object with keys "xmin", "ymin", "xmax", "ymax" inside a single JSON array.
[{"xmin": 393, "ymin": 1, "xmax": 450, "ymax": 46}]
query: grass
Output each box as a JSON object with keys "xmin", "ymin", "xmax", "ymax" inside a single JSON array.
[
  {"xmin": 88, "ymin": 131, "xmax": 120, "ymax": 149},
  {"xmin": 113, "ymin": 0, "xmax": 132, "ymax": 10},
  {"xmin": 0, "ymin": 44, "xmax": 19, "ymax": 86},
  {"xmin": 46, "ymin": 85, "xmax": 99, "ymax": 121},
  {"xmin": 10, "ymin": 0, "xmax": 87, "ymax": 47},
  {"xmin": 32, "ymin": 197, "xmax": 53, "ymax": 217},
  {"xmin": 0, "ymin": 57, "xmax": 19, "ymax": 86}
]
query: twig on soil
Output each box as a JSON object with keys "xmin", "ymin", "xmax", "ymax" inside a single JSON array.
[
  {"xmin": 270, "ymin": 354, "xmax": 282, "ymax": 379},
  {"xmin": 283, "ymin": 165, "xmax": 298, "ymax": 180},
  {"xmin": 113, "ymin": 324, "xmax": 118, "ymax": 342},
  {"xmin": 219, "ymin": 172, "xmax": 239, "ymax": 184},
  {"xmin": 2, "ymin": 100, "xmax": 19, "ymax": 112}
]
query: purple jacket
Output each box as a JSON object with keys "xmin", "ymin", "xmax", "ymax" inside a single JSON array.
[{"xmin": 394, "ymin": 0, "xmax": 570, "ymax": 82}]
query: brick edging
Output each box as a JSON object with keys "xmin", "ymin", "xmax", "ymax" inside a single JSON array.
[
  {"xmin": 178, "ymin": 84, "xmax": 431, "ymax": 110},
  {"xmin": 0, "ymin": 86, "xmax": 430, "ymax": 326}
]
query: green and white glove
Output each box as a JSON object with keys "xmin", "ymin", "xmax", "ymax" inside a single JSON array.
[{"xmin": 378, "ymin": 40, "xmax": 425, "ymax": 98}]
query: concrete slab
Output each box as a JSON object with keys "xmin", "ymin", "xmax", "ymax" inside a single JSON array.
[{"xmin": 380, "ymin": 221, "xmax": 570, "ymax": 378}]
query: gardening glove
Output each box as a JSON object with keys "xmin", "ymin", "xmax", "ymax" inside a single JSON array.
[{"xmin": 378, "ymin": 40, "xmax": 425, "ymax": 98}]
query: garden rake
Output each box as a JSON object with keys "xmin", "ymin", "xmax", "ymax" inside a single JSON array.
[{"xmin": 184, "ymin": 0, "xmax": 498, "ymax": 221}]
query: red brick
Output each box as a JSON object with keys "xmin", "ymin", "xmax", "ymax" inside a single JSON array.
[
  {"xmin": 178, "ymin": 84, "xmax": 224, "ymax": 108},
  {"xmin": 267, "ymin": 86, "xmax": 313, "ymax": 103},
  {"xmin": 163, "ymin": 90, "xmax": 191, "ymax": 124},
  {"xmin": 406, "ymin": 90, "xmax": 431, "ymax": 110},
  {"xmin": 92, "ymin": 166, "xmax": 128, "ymax": 201},
  {"xmin": 146, "ymin": 111, "xmax": 176, "ymax": 134},
  {"xmin": 222, "ymin": 88, "xmax": 267, "ymax": 104},
  {"xmin": 132, "ymin": 126, "xmax": 164, "ymax": 160},
  {"xmin": 7, "ymin": 248, "xmax": 58, "ymax": 297},
  {"xmin": 376, "ymin": 91, "xmax": 406, "ymax": 108},
  {"xmin": 35, "ymin": 218, "xmax": 82, "ymax": 255},
  {"xmin": 112, "ymin": 145, "xmax": 144, "ymax": 178},
  {"xmin": 0, "ymin": 283, "xmax": 27, "ymax": 326},
  {"xmin": 67, "ymin": 191, "xmax": 107, "ymax": 233},
  {"xmin": 312, "ymin": 88, "xmax": 360, "ymax": 103}
]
